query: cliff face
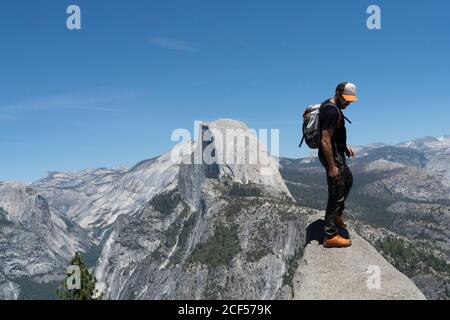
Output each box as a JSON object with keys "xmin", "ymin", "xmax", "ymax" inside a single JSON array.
[
  {"xmin": 33, "ymin": 149, "xmax": 181, "ymax": 241},
  {"xmin": 199, "ymin": 119, "xmax": 291, "ymax": 197},
  {"xmin": 95, "ymin": 179, "xmax": 310, "ymax": 299},
  {"xmin": 294, "ymin": 214, "xmax": 426, "ymax": 300},
  {"xmin": 0, "ymin": 182, "xmax": 92, "ymax": 298},
  {"xmin": 95, "ymin": 119, "xmax": 307, "ymax": 299}
]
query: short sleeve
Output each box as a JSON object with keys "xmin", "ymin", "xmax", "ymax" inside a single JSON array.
[{"xmin": 320, "ymin": 106, "xmax": 339, "ymax": 131}]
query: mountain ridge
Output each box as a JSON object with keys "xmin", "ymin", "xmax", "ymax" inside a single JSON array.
[{"xmin": 2, "ymin": 122, "xmax": 443, "ymax": 299}]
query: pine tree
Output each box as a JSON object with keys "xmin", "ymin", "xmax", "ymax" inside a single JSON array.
[{"xmin": 57, "ymin": 252, "xmax": 103, "ymax": 300}]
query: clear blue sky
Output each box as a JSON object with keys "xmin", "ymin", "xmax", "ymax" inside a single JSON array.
[{"xmin": 1, "ymin": 0, "xmax": 449, "ymax": 182}]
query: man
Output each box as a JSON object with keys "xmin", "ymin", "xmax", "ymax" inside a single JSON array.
[{"xmin": 319, "ymin": 82, "xmax": 357, "ymax": 248}]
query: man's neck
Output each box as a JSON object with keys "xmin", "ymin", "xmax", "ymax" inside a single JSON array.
[{"xmin": 330, "ymin": 97, "xmax": 343, "ymax": 110}]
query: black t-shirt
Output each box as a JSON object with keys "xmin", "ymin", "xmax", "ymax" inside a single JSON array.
[{"xmin": 318, "ymin": 101, "xmax": 347, "ymax": 157}]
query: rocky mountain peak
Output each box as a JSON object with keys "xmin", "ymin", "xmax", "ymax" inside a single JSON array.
[
  {"xmin": 397, "ymin": 135, "xmax": 450, "ymax": 150},
  {"xmin": 197, "ymin": 118, "xmax": 291, "ymax": 197},
  {"xmin": 0, "ymin": 182, "xmax": 50, "ymax": 224}
]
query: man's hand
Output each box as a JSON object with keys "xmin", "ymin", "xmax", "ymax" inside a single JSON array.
[
  {"xmin": 328, "ymin": 166, "xmax": 340, "ymax": 179},
  {"xmin": 345, "ymin": 145, "xmax": 356, "ymax": 158}
]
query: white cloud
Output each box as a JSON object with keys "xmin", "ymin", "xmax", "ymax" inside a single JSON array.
[
  {"xmin": 148, "ymin": 37, "xmax": 197, "ymax": 52},
  {"xmin": 0, "ymin": 93, "xmax": 130, "ymax": 121}
]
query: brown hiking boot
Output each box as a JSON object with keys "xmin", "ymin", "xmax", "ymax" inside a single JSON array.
[
  {"xmin": 336, "ymin": 216, "xmax": 347, "ymax": 228},
  {"xmin": 324, "ymin": 234, "xmax": 352, "ymax": 248}
]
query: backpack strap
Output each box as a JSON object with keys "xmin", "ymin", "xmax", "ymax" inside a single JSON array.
[
  {"xmin": 320, "ymin": 101, "xmax": 353, "ymax": 126},
  {"xmin": 343, "ymin": 115, "xmax": 352, "ymax": 124},
  {"xmin": 319, "ymin": 100, "xmax": 343, "ymax": 129},
  {"xmin": 298, "ymin": 135, "xmax": 305, "ymax": 148},
  {"xmin": 319, "ymin": 100, "xmax": 346, "ymax": 153}
]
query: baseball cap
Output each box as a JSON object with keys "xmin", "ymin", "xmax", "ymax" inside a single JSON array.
[{"xmin": 336, "ymin": 82, "xmax": 358, "ymax": 102}]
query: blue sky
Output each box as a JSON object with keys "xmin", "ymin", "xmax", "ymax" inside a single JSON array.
[{"xmin": 1, "ymin": 0, "xmax": 449, "ymax": 182}]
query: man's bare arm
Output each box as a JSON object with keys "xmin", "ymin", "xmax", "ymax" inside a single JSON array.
[
  {"xmin": 321, "ymin": 129, "xmax": 339, "ymax": 176},
  {"xmin": 345, "ymin": 145, "xmax": 356, "ymax": 158}
]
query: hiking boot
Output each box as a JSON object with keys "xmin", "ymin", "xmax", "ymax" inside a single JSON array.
[
  {"xmin": 336, "ymin": 216, "xmax": 347, "ymax": 228},
  {"xmin": 324, "ymin": 234, "xmax": 352, "ymax": 248}
]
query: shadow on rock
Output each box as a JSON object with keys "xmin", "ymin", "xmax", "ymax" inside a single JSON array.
[{"xmin": 306, "ymin": 219, "xmax": 350, "ymax": 245}]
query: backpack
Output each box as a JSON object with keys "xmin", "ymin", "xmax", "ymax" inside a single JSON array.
[{"xmin": 298, "ymin": 100, "xmax": 351, "ymax": 149}]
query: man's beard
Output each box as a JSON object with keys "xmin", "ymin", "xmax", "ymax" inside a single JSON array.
[{"xmin": 336, "ymin": 96, "xmax": 349, "ymax": 109}]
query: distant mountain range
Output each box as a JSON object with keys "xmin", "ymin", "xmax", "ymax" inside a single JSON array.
[{"xmin": 1, "ymin": 121, "xmax": 444, "ymax": 299}]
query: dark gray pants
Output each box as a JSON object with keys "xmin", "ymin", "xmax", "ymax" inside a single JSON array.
[{"xmin": 319, "ymin": 152, "xmax": 353, "ymax": 238}]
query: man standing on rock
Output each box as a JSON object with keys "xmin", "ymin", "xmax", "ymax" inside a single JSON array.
[{"xmin": 319, "ymin": 82, "xmax": 357, "ymax": 248}]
